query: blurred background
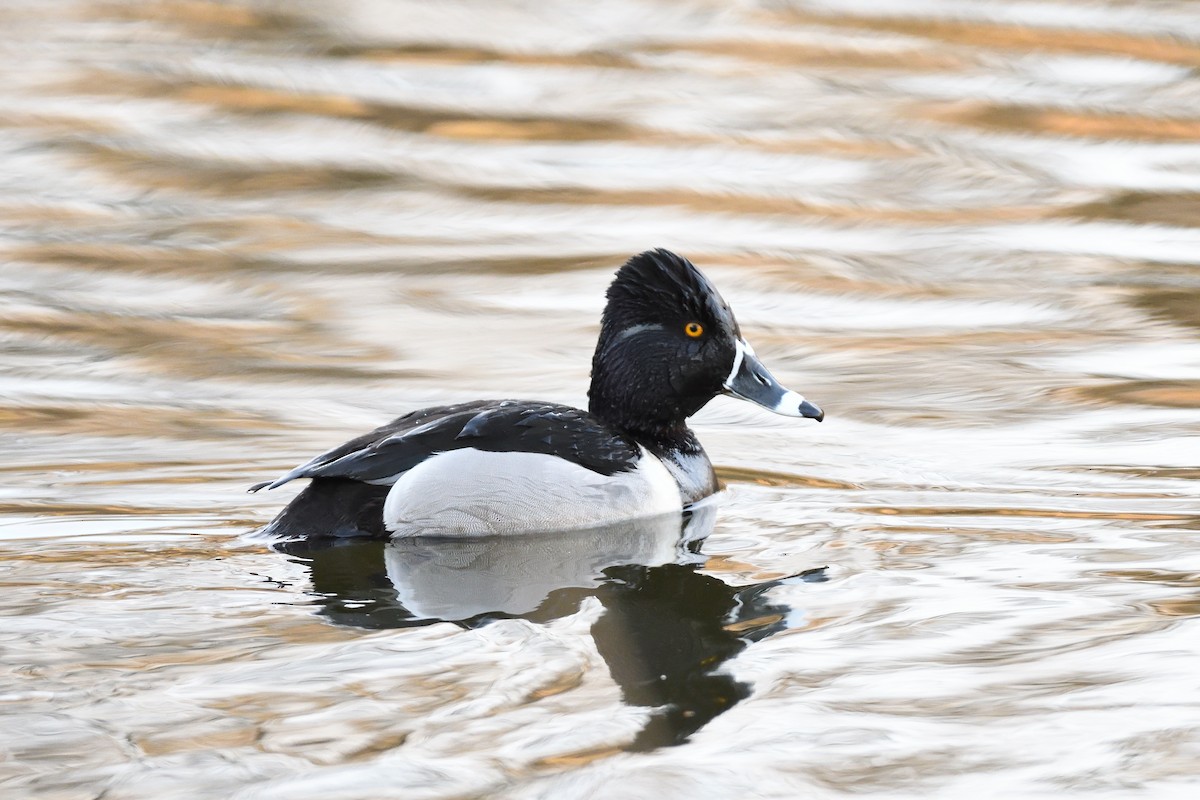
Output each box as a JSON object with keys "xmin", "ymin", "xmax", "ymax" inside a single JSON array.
[{"xmin": 2, "ymin": 1, "xmax": 1200, "ymax": 797}]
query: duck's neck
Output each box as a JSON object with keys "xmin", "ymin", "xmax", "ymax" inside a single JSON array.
[
  {"xmin": 591, "ymin": 401, "xmax": 716, "ymax": 501},
  {"xmin": 587, "ymin": 378, "xmax": 707, "ymax": 457},
  {"xmin": 588, "ymin": 371, "xmax": 717, "ymax": 503},
  {"xmin": 607, "ymin": 412, "xmax": 703, "ymax": 458},
  {"xmin": 587, "ymin": 373, "xmax": 694, "ymax": 454}
]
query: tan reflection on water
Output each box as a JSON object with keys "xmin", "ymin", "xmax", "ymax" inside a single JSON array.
[{"xmin": 2, "ymin": 0, "xmax": 1200, "ymax": 797}]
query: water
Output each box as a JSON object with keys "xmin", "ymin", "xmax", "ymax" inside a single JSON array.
[{"xmin": 2, "ymin": 0, "xmax": 1199, "ymax": 796}]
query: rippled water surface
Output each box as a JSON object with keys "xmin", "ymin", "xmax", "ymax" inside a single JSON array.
[{"xmin": 3, "ymin": 1, "xmax": 1200, "ymax": 797}]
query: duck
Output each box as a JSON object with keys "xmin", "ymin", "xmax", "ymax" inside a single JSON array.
[{"xmin": 251, "ymin": 249, "xmax": 823, "ymax": 539}]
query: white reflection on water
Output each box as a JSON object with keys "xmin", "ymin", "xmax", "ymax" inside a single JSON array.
[{"xmin": 381, "ymin": 514, "xmax": 698, "ymax": 620}]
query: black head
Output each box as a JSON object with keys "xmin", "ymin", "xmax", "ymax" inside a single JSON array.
[{"xmin": 588, "ymin": 249, "xmax": 822, "ymax": 442}]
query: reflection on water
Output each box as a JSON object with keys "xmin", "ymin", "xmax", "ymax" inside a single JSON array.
[
  {"xmin": 276, "ymin": 510, "xmax": 709, "ymax": 626},
  {"xmin": 4, "ymin": 0, "xmax": 1200, "ymax": 797},
  {"xmin": 277, "ymin": 510, "xmax": 826, "ymax": 750}
]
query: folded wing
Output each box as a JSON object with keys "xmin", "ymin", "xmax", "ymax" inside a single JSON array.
[{"xmin": 250, "ymin": 399, "xmax": 640, "ymax": 492}]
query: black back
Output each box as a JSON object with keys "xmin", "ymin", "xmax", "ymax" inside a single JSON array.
[{"xmin": 252, "ymin": 399, "xmax": 642, "ymax": 493}]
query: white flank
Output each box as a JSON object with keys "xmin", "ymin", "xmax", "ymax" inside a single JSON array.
[{"xmin": 383, "ymin": 447, "xmax": 681, "ymax": 537}]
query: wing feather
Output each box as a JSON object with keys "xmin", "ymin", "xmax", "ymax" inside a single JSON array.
[{"xmin": 250, "ymin": 400, "xmax": 638, "ymax": 492}]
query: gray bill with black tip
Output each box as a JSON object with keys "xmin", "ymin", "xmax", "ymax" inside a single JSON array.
[{"xmin": 722, "ymin": 340, "xmax": 824, "ymax": 421}]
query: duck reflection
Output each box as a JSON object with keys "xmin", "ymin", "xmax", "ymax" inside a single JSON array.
[{"xmin": 274, "ymin": 509, "xmax": 824, "ymax": 751}]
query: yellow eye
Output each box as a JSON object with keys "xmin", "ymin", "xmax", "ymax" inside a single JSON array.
[{"xmin": 684, "ymin": 321, "xmax": 704, "ymax": 338}]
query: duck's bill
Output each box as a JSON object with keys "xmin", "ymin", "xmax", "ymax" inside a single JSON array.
[{"xmin": 722, "ymin": 341, "xmax": 824, "ymax": 421}]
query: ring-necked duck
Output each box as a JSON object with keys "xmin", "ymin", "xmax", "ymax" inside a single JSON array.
[{"xmin": 252, "ymin": 249, "xmax": 823, "ymax": 538}]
